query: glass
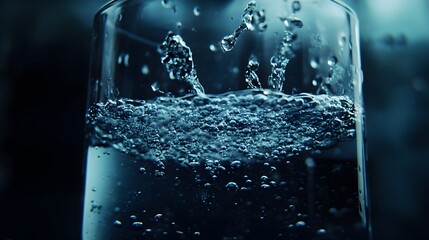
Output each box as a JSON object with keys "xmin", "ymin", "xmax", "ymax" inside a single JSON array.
[{"xmin": 81, "ymin": 0, "xmax": 371, "ymax": 239}]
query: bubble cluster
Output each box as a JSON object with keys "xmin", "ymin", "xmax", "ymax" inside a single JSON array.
[{"xmin": 87, "ymin": 89, "xmax": 356, "ymax": 167}]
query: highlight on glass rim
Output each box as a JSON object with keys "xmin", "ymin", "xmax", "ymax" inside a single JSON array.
[{"xmin": 81, "ymin": 0, "xmax": 371, "ymax": 239}]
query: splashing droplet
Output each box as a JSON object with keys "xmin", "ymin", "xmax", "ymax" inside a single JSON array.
[
  {"xmin": 245, "ymin": 54, "xmax": 261, "ymax": 89},
  {"xmin": 220, "ymin": 1, "xmax": 266, "ymax": 52},
  {"xmin": 141, "ymin": 65, "xmax": 150, "ymax": 75},
  {"xmin": 209, "ymin": 44, "xmax": 217, "ymax": 52},
  {"xmin": 158, "ymin": 32, "xmax": 204, "ymax": 95}
]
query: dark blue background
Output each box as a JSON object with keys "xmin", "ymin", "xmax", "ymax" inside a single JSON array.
[{"xmin": 0, "ymin": 0, "xmax": 428, "ymax": 239}]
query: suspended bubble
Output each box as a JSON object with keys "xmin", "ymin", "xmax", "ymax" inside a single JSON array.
[
  {"xmin": 225, "ymin": 182, "xmax": 239, "ymax": 190},
  {"xmin": 296, "ymin": 221, "xmax": 306, "ymax": 227},
  {"xmin": 317, "ymin": 228, "xmax": 327, "ymax": 235},
  {"xmin": 124, "ymin": 53, "xmax": 130, "ymax": 67},
  {"xmin": 141, "ymin": 65, "xmax": 150, "ymax": 75},
  {"xmin": 113, "ymin": 220, "xmax": 122, "ymax": 227},
  {"xmin": 338, "ymin": 33, "xmax": 347, "ymax": 48},
  {"xmin": 310, "ymin": 57, "xmax": 319, "ymax": 69},
  {"xmin": 230, "ymin": 160, "xmax": 242, "ymax": 168},
  {"xmin": 176, "ymin": 22, "xmax": 182, "ymax": 29},
  {"xmin": 132, "ymin": 222, "xmax": 143, "ymax": 228},
  {"xmin": 193, "ymin": 6, "xmax": 201, "ymax": 16},
  {"xmin": 327, "ymin": 55, "xmax": 338, "ymax": 66},
  {"xmin": 283, "ymin": 17, "xmax": 303, "ymax": 29},
  {"xmin": 154, "ymin": 214, "xmax": 163, "ymax": 221},
  {"xmin": 261, "ymin": 184, "xmax": 271, "ymax": 189},
  {"xmin": 292, "ymin": 1, "xmax": 302, "ymax": 13},
  {"xmin": 161, "ymin": 0, "xmax": 175, "ymax": 11}
]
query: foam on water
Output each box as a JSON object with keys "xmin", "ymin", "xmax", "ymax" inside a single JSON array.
[{"xmin": 87, "ymin": 89, "xmax": 356, "ymax": 167}]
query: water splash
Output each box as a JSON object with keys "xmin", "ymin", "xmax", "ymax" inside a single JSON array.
[
  {"xmin": 268, "ymin": 16, "xmax": 302, "ymax": 92},
  {"xmin": 220, "ymin": 1, "xmax": 267, "ymax": 52},
  {"xmin": 158, "ymin": 32, "xmax": 204, "ymax": 95},
  {"xmin": 245, "ymin": 54, "xmax": 261, "ymax": 89}
]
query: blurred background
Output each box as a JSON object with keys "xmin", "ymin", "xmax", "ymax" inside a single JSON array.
[{"xmin": 0, "ymin": 0, "xmax": 428, "ymax": 239}]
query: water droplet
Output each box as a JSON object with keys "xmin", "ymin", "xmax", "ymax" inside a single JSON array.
[
  {"xmin": 312, "ymin": 80, "xmax": 318, "ymax": 86},
  {"xmin": 151, "ymin": 82, "xmax": 160, "ymax": 92},
  {"xmin": 141, "ymin": 65, "xmax": 150, "ymax": 75},
  {"xmin": 209, "ymin": 44, "xmax": 217, "ymax": 52},
  {"xmin": 132, "ymin": 221, "xmax": 143, "ymax": 228},
  {"xmin": 124, "ymin": 53, "xmax": 130, "ymax": 67},
  {"xmin": 327, "ymin": 55, "xmax": 338, "ymax": 66},
  {"xmin": 230, "ymin": 160, "xmax": 242, "ymax": 168},
  {"xmin": 221, "ymin": 35, "xmax": 236, "ymax": 52},
  {"xmin": 292, "ymin": 1, "xmax": 302, "ymax": 13},
  {"xmin": 113, "ymin": 220, "xmax": 122, "ymax": 227},
  {"xmin": 225, "ymin": 182, "xmax": 239, "ymax": 190},
  {"xmin": 193, "ymin": 6, "xmax": 201, "ymax": 16},
  {"xmin": 317, "ymin": 228, "xmax": 327, "ymax": 235}
]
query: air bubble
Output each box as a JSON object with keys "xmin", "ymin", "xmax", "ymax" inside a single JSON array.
[
  {"xmin": 339, "ymin": 34, "xmax": 347, "ymax": 48},
  {"xmin": 292, "ymin": 1, "xmax": 302, "ymax": 13},
  {"xmin": 310, "ymin": 57, "xmax": 319, "ymax": 69},
  {"xmin": 225, "ymin": 182, "xmax": 239, "ymax": 190},
  {"xmin": 296, "ymin": 221, "xmax": 306, "ymax": 227},
  {"xmin": 176, "ymin": 22, "xmax": 182, "ymax": 29},
  {"xmin": 261, "ymin": 184, "xmax": 270, "ymax": 189},
  {"xmin": 193, "ymin": 6, "xmax": 201, "ymax": 16},
  {"xmin": 132, "ymin": 222, "xmax": 143, "ymax": 228},
  {"xmin": 113, "ymin": 220, "xmax": 122, "ymax": 227},
  {"xmin": 154, "ymin": 214, "xmax": 163, "ymax": 221},
  {"xmin": 260, "ymin": 175, "xmax": 269, "ymax": 182},
  {"xmin": 124, "ymin": 54, "xmax": 130, "ymax": 67},
  {"xmin": 312, "ymin": 80, "xmax": 318, "ymax": 86},
  {"xmin": 327, "ymin": 55, "xmax": 338, "ymax": 66},
  {"xmin": 161, "ymin": 0, "xmax": 175, "ymax": 11},
  {"xmin": 317, "ymin": 228, "xmax": 327, "ymax": 235},
  {"xmin": 230, "ymin": 160, "xmax": 242, "ymax": 168}
]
